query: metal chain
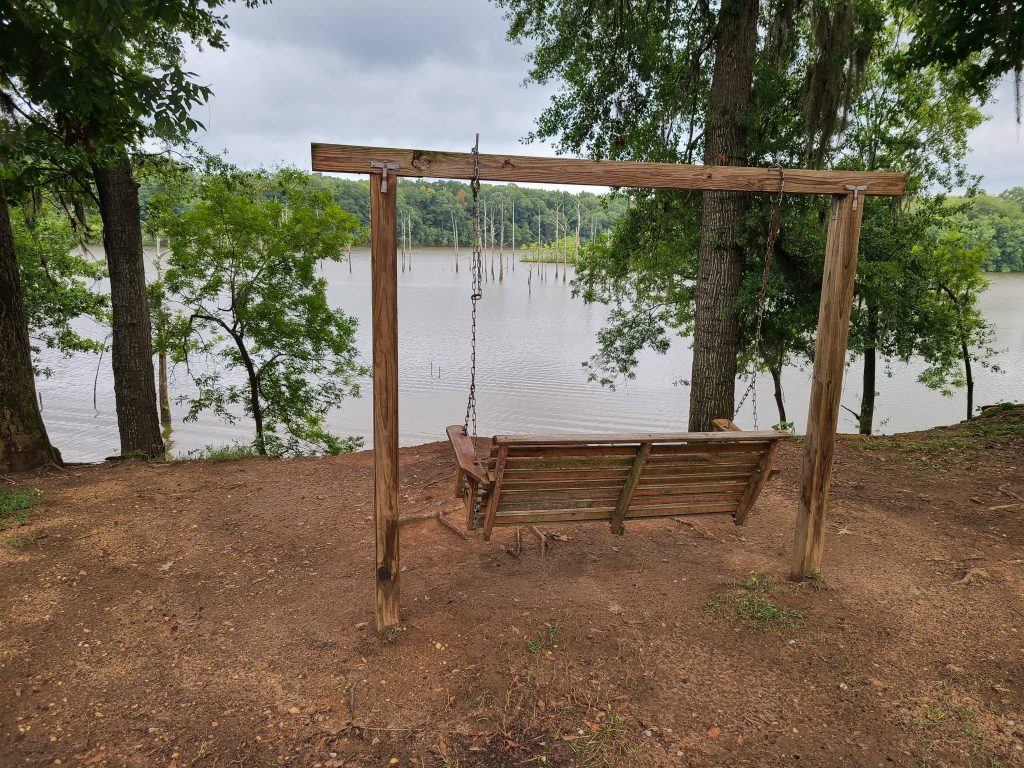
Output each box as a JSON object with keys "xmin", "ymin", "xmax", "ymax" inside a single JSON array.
[
  {"xmin": 734, "ymin": 167, "xmax": 785, "ymax": 428},
  {"xmin": 463, "ymin": 134, "xmax": 483, "ymax": 439}
]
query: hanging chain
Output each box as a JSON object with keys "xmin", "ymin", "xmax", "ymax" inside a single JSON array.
[
  {"xmin": 463, "ymin": 134, "xmax": 483, "ymax": 439},
  {"xmin": 734, "ymin": 167, "xmax": 785, "ymax": 428}
]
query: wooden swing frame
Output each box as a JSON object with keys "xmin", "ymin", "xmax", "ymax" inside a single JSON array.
[{"xmin": 310, "ymin": 141, "xmax": 906, "ymax": 631}]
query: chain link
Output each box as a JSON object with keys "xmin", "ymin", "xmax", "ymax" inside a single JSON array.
[
  {"xmin": 734, "ymin": 167, "xmax": 785, "ymax": 428},
  {"xmin": 463, "ymin": 134, "xmax": 483, "ymax": 440}
]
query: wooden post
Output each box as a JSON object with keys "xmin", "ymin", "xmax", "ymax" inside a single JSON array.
[
  {"xmin": 791, "ymin": 191, "xmax": 865, "ymax": 579},
  {"xmin": 370, "ymin": 168, "xmax": 400, "ymax": 629},
  {"xmin": 610, "ymin": 442, "xmax": 651, "ymax": 535}
]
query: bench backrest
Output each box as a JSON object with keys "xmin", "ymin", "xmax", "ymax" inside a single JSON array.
[{"xmin": 482, "ymin": 430, "xmax": 785, "ymax": 537}]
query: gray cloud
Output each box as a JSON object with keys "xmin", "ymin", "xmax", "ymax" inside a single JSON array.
[
  {"xmin": 187, "ymin": 0, "xmax": 1021, "ymax": 193},
  {"xmin": 188, "ymin": 0, "xmax": 554, "ymax": 168},
  {"xmin": 967, "ymin": 78, "xmax": 1023, "ymax": 195}
]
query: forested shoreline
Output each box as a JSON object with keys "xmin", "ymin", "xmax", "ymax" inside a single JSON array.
[{"xmin": 2, "ymin": 0, "xmax": 1023, "ymax": 474}]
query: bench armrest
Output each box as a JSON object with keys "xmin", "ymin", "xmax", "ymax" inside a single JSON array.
[{"xmin": 446, "ymin": 425, "xmax": 488, "ymax": 485}]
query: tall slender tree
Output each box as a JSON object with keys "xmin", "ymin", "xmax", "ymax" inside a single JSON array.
[{"xmin": 0, "ymin": 0, "xmax": 265, "ymax": 458}]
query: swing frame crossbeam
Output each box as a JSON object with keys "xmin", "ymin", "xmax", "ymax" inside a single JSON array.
[{"xmin": 310, "ymin": 140, "xmax": 906, "ymax": 631}]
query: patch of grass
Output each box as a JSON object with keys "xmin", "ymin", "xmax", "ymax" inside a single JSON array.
[
  {"xmin": 175, "ymin": 443, "xmax": 262, "ymax": 462},
  {"xmin": 914, "ymin": 704, "xmax": 948, "ymax": 730},
  {"xmin": 526, "ymin": 621, "xmax": 560, "ymax": 654},
  {"xmin": 565, "ymin": 707, "xmax": 631, "ymax": 768},
  {"xmin": 705, "ymin": 571, "xmax": 802, "ymax": 630},
  {"xmin": 855, "ymin": 405, "xmax": 1024, "ymax": 467},
  {"xmin": 963, "ymin": 724, "xmax": 987, "ymax": 741},
  {"xmin": 0, "ymin": 488, "xmax": 42, "ymax": 532},
  {"xmin": 4, "ymin": 532, "xmax": 38, "ymax": 550},
  {"xmin": 954, "ymin": 705, "xmax": 976, "ymax": 722},
  {"xmin": 805, "ymin": 571, "xmax": 827, "ymax": 590}
]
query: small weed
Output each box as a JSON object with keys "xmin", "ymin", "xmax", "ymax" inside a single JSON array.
[
  {"xmin": 913, "ymin": 704, "xmax": 947, "ymax": 730},
  {"xmin": 963, "ymin": 724, "xmax": 987, "ymax": 741},
  {"xmin": 0, "ymin": 488, "xmax": 42, "ymax": 531},
  {"xmin": 382, "ymin": 625, "xmax": 405, "ymax": 645},
  {"xmin": 526, "ymin": 621, "xmax": 560, "ymax": 654},
  {"xmin": 708, "ymin": 571, "xmax": 802, "ymax": 630},
  {"xmin": 805, "ymin": 571, "xmax": 827, "ymax": 590},
  {"xmin": 702, "ymin": 595, "xmax": 728, "ymax": 619},
  {"xmin": 955, "ymin": 705, "xmax": 976, "ymax": 722}
]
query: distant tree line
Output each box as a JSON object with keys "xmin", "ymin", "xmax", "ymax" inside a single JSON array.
[
  {"xmin": 304, "ymin": 176, "xmax": 629, "ymax": 249},
  {"xmin": 950, "ymin": 188, "xmax": 1024, "ymax": 273}
]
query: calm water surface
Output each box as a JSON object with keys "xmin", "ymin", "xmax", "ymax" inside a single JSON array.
[{"xmin": 35, "ymin": 248, "xmax": 1024, "ymax": 462}]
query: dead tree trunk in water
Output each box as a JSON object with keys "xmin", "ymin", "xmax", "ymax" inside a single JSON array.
[
  {"xmin": 0, "ymin": 189, "xmax": 62, "ymax": 472},
  {"xmin": 498, "ymin": 197, "xmax": 505, "ymax": 282},
  {"xmin": 92, "ymin": 152, "xmax": 164, "ymax": 458},
  {"xmin": 510, "ymin": 198, "xmax": 515, "ymax": 270},
  {"xmin": 153, "ymin": 238, "xmax": 172, "ymax": 432},
  {"xmin": 451, "ymin": 212, "xmax": 459, "ymax": 272},
  {"xmin": 688, "ymin": 0, "xmax": 759, "ymax": 431}
]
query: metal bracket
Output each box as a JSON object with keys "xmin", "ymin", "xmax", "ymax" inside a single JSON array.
[
  {"xmin": 845, "ymin": 184, "xmax": 868, "ymax": 210},
  {"xmin": 370, "ymin": 160, "xmax": 399, "ymax": 193}
]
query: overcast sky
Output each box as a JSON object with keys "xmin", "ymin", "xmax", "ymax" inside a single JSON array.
[{"xmin": 187, "ymin": 0, "xmax": 1022, "ymax": 194}]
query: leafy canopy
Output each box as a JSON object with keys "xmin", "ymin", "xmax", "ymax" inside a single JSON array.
[
  {"xmin": 12, "ymin": 204, "xmax": 107, "ymax": 373},
  {"xmin": 156, "ymin": 164, "xmax": 367, "ymax": 457}
]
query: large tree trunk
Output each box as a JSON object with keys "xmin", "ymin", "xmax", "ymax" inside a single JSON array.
[
  {"xmin": 92, "ymin": 153, "xmax": 164, "ymax": 458},
  {"xmin": 688, "ymin": 0, "xmax": 760, "ymax": 431},
  {"xmin": 0, "ymin": 190, "xmax": 62, "ymax": 472}
]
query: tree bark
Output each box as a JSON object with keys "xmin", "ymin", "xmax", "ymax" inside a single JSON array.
[
  {"xmin": 961, "ymin": 338, "xmax": 973, "ymax": 420},
  {"xmin": 158, "ymin": 350, "xmax": 171, "ymax": 428},
  {"xmin": 770, "ymin": 365, "xmax": 787, "ymax": 424},
  {"xmin": 858, "ymin": 310, "xmax": 878, "ymax": 435},
  {"xmin": 92, "ymin": 152, "xmax": 164, "ymax": 458},
  {"xmin": 0, "ymin": 190, "xmax": 62, "ymax": 472},
  {"xmin": 231, "ymin": 333, "xmax": 266, "ymax": 455},
  {"xmin": 688, "ymin": 0, "xmax": 760, "ymax": 431}
]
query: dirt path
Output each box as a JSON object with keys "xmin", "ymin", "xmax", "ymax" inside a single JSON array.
[{"xmin": 2, "ymin": 408, "xmax": 1023, "ymax": 767}]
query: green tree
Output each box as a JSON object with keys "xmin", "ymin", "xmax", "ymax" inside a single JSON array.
[
  {"xmin": 898, "ymin": 0, "xmax": 1024, "ymax": 115},
  {"xmin": 12, "ymin": 204, "xmax": 107, "ymax": 373},
  {"xmin": 0, "ymin": 101, "xmax": 65, "ymax": 471},
  {"xmin": 917, "ymin": 228, "xmax": 1001, "ymax": 420},
  {"xmin": 0, "ymin": 0, "xmax": 265, "ymax": 459},
  {"xmin": 951, "ymin": 190, "xmax": 1024, "ymax": 272},
  {"xmin": 157, "ymin": 166, "xmax": 367, "ymax": 457},
  {"xmin": 498, "ymin": 0, "xmax": 885, "ymax": 429}
]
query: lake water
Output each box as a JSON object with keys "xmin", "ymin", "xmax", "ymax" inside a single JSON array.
[{"xmin": 34, "ymin": 248, "xmax": 1024, "ymax": 462}]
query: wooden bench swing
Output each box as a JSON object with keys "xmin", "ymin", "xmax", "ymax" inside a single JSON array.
[
  {"xmin": 443, "ymin": 136, "xmax": 789, "ymax": 539},
  {"xmin": 309, "ymin": 138, "xmax": 906, "ymax": 630},
  {"xmin": 447, "ymin": 420, "xmax": 786, "ymax": 539}
]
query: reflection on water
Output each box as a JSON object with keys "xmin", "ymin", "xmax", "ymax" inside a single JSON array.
[{"xmin": 34, "ymin": 248, "xmax": 1024, "ymax": 462}]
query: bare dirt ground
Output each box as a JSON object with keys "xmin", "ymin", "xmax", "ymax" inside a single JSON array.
[{"xmin": 2, "ymin": 407, "xmax": 1023, "ymax": 768}]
